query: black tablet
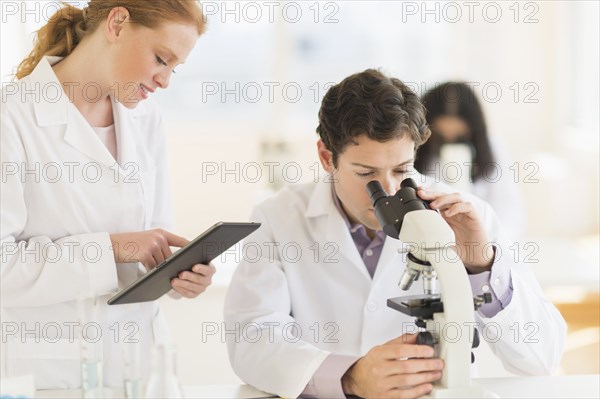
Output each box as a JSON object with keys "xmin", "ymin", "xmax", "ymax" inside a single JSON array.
[{"xmin": 107, "ymin": 222, "xmax": 261, "ymax": 305}]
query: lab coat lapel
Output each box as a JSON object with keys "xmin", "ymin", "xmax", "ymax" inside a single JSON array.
[
  {"xmin": 30, "ymin": 56, "xmax": 118, "ymax": 168},
  {"xmin": 112, "ymin": 99, "xmax": 141, "ymax": 169},
  {"xmin": 305, "ymin": 179, "xmax": 371, "ymax": 280},
  {"xmin": 63, "ymin": 108, "xmax": 118, "ymax": 168},
  {"xmin": 372, "ymin": 236, "xmax": 405, "ymax": 284}
]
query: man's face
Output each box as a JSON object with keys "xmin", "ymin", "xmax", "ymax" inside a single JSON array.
[{"xmin": 319, "ymin": 135, "xmax": 416, "ymax": 232}]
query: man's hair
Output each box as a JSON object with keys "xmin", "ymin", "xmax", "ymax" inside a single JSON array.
[{"xmin": 317, "ymin": 69, "xmax": 431, "ymax": 167}]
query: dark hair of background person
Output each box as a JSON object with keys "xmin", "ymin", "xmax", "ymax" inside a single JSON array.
[
  {"xmin": 415, "ymin": 82, "xmax": 495, "ymax": 182},
  {"xmin": 317, "ymin": 68, "xmax": 431, "ymax": 168}
]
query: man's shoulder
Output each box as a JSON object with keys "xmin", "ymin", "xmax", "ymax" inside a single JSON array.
[
  {"xmin": 252, "ymin": 181, "xmax": 322, "ymax": 219},
  {"xmin": 257, "ymin": 181, "xmax": 317, "ymax": 207}
]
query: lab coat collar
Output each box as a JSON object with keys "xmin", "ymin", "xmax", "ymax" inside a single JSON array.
[
  {"xmin": 303, "ymin": 175, "xmax": 430, "ymax": 283},
  {"xmin": 305, "ymin": 176, "xmax": 334, "ymax": 218},
  {"xmin": 27, "ymin": 56, "xmax": 146, "ymax": 168},
  {"xmin": 29, "ymin": 56, "xmax": 69, "ymax": 127},
  {"xmin": 304, "ymin": 179, "xmax": 372, "ymax": 280}
]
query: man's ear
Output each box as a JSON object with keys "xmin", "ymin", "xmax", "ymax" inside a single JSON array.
[
  {"xmin": 317, "ymin": 139, "xmax": 335, "ymax": 174},
  {"xmin": 105, "ymin": 7, "xmax": 130, "ymax": 43}
]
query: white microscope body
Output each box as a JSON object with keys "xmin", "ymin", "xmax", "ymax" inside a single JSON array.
[{"xmin": 367, "ymin": 179, "xmax": 498, "ymax": 398}]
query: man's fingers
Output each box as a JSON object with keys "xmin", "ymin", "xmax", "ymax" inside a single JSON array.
[
  {"xmin": 385, "ymin": 370, "xmax": 442, "ymax": 391},
  {"xmin": 389, "ymin": 358, "xmax": 445, "ymax": 375},
  {"xmin": 384, "ymin": 343, "xmax": 436, "ymax": 360},
  {"xmin": 418, "ymin": 188, "xmax": 464, "ymax": 209},
  {"xmin": 417, "ymin": 187, "xmax": 438, "ymax": 198},
  {"xmin": 389, "ymin": 383, "xmax": 434, "ymax": 399},
  {"xmin": 395, "ymin": 370, "xmax": 442, "ymax": 387},
  {"xmin": 443, "ymin": 202, "xmax": 474, "ymax": 218},
  {"xmin": 429, "ymin": 193, "xmax": 462, "ymax": 210},
  {"xmin": 385, "ymin": 333, "xmax": 419, "ymax": 345}
]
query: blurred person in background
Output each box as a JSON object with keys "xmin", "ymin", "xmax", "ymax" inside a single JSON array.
[{"xmin": 415, "ymin": 82, "xmax": 526, "ymax": 239}]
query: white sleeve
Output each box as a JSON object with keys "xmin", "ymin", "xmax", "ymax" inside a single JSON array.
[
  {"xmin": 475, "ymin": 199, "xmax": 566, "ymax": 375},
  {"xmin": 0, "ymin": 114, "xmax": 118, "ymax": 308},
  {"xmin": 224, "ymin": 206, "xmax": 329, "ymax": 398},
  {"xmin": 148, "ymin": 112, "xmax": 174, "ymax": 230}
]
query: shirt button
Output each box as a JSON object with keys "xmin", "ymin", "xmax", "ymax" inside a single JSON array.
[
  {"xmin": 365, "ymin": 249, "xmax": 373, "ymax": 256},
  {"xmin": 367, "ymin": 302, "xmax": 378, "ymax": 312},
  {"xmin": 494, "ymin": 278, "xmax": 500, "ymax": 285},
  {"xmin": 481, "ymin": 285, "xmax": 490, "ymax": 293}
]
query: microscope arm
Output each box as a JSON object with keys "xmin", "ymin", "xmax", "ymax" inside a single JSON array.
[{"xmin": 399, "ymin": 210, "xmax": 482, "ymax": 394}]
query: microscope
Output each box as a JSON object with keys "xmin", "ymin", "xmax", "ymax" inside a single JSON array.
[{"xmin": 367, "ymin": 178, "xmax": 497, "ymax": 398}]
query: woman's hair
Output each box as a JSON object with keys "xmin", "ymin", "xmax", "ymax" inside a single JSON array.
[
  {"xmin": 415, "ymin": 82, "xmax": 495, "ymax": 183},
  {"xmin": 15, "ymin": 0, "xmax": 206, "ymax": 80},
  {"xmin": 317, "ymin": 69, "xmax": 431, "ymax": 167}
]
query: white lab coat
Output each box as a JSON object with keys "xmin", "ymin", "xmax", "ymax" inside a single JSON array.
[
  {"xmin": 224, "ymin": 176, "xmax": 567, "ymax": 398},
  {"xmin": 1, "ymin": 56, "xmax": 173, "ymax": 388}
]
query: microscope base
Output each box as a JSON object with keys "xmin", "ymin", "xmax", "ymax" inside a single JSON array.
[{"xmin": 423, "ymin": 384, "xmax": 499, "ymax": 398}]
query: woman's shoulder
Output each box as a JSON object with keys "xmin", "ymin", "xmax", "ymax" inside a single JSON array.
[{"xmin": 0, "ymin": 78, "xmax": 38, "ymax": 123}]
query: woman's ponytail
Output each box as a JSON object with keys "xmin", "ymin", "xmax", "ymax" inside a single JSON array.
[
  {"xmin": 15, "ymin": 0, "xmax": 206, "ymax": 80},
  {"xmin": 15, "ymin": 5, "xmax": 88, "ymax": 79}
]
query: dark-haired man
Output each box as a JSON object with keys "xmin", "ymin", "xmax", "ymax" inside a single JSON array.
[{"xmin": 224, "ymin": 69, "xmax": 566, "ymax": 399}]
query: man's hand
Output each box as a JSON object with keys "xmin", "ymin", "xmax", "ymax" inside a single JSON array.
[
  {"xmin": 417, "ymin": 188, "xmax": 495, "ymax": 273},
  {"xmin": 171, "ymin": 263, "xmax": 216, "ymax": 298},
  {"xmin": 342, "ymin": 333, "xmax": 444, "ymax": 399}
]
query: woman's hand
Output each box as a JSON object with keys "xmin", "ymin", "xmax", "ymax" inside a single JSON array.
[
  {"xmin": 109, "ymin": 229, "xmax": 216, "ymax": 298},
  {"xmin": 171, "ymin": 263, "xmax": 216, "ymax": 298},
  {"xmin": 109, "ymin": 228, "xmax": 189, "ymax": 269},
  {"xmin": 417, "ymin": 188, "xmax": 495, "ymax": 273}
]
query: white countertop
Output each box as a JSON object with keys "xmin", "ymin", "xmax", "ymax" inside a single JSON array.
[{"xmin": 33, "ymin": 374, "xmax": 600, "ymax": 398}]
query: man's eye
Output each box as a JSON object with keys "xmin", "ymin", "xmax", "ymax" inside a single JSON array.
[
  {"xmin": 395, "ymin": 170, "xmax": 408, "ymax": 174},
  {"xmin": 356, "ymin": 172, "xmax": 374, "ymax": 177}
]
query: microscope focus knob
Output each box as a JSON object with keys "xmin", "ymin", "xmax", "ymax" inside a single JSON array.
[
  {"xmin": 482, "ymin": 292, "xmax": 492, "ymax": 303},
  {"xmin": 471, "ymin": 328, "xmax": 480, "ymax": 364},
  {"xmin": 416, "ymin": 331, "xmax": 436, "ymax": 347},
  {"xmin": 472, "ymin": 327, "xmax": 480, "ymax": 349}
]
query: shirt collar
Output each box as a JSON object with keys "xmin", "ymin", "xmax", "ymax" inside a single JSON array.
[{"xmin": 330, "ymin": 183, "xmax": 386, "ymax": 239}]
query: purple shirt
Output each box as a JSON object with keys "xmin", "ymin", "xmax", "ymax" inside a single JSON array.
[{"xmin": 301, "ymin": 186, "xmax": 514, "ymax": 398}]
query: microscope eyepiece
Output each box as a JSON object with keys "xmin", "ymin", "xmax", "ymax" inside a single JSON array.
[
  {"xmin": 400, "ymin": 178, "xmax": 419, "ymax": 191},
  {"xmin": 366, "ymin": 180, "xmax": 388, "ymax": 205},
  {"xmin": 366, "ymin": 178, "xmax": 433, "ymax": 239}
]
